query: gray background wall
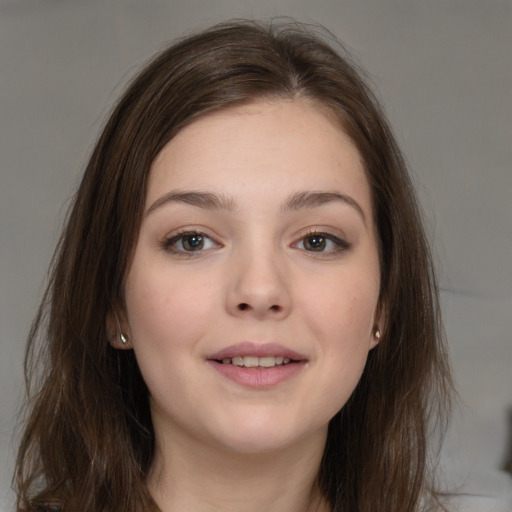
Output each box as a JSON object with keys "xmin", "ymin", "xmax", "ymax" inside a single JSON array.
[{"xmin": 1, "ymin": 0, "xmax": 511, "ymax": 506}]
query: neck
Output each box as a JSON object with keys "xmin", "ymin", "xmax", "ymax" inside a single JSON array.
[{"xmin": 147, "ymin": 426, "xmax": 329, "ymax": 512}]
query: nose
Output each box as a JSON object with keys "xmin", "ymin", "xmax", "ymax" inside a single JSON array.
[{"xmin": 225, "ymin": 247, "xmax": 292, "ymax": 320}]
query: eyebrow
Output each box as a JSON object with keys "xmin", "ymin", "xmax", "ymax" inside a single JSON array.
[
  {"xmin": 145, "ymin": 190, "xmax": 237, "ymax": 216},
  {"xmin": 282, "ymin": 191, "xmax": 366, "ymax": 224},
  {"xmin": 145, "ymin": 189, "xmax": 366, "ymax": 224}
]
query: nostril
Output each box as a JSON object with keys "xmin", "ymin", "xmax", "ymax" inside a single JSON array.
[{"xmin": 236, "ymin": 303, "xmax": 281, "ymax": 312}]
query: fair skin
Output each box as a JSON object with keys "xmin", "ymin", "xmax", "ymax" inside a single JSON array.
[{"xmin": 112, "ymin": 98, "xmax": 381, "ymax": 512}]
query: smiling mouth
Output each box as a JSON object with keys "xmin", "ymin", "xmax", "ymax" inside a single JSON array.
[
  {"xmin": 216, "ymin": 356, "xmax": 294, "ymax": 368},
  {"xmin": 208, "ymin": 346, "xmax": 306, "ymax": 387}
]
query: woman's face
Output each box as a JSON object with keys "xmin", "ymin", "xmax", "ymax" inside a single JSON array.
[{"xmin": 122, "ymin": 99, "xmax": 381, "ymax": 454}]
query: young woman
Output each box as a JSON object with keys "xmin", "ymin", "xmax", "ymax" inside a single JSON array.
[{"xmin": 15, "ymin": 20, "xmax": 453, "ymax": 512}]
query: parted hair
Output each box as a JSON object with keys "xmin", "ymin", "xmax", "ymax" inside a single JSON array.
[{"xmin": 15, "ymin": 19, "xmax": 452, "ymax": 512}]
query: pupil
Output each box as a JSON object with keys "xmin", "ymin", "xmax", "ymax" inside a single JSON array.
[
  {"xmin": 184, "ymin": 234, "xmax": 203, "ymax": 250},
  {"xmin": 306, "ymin": 235, "xmax": 325, "ymax": 251}
]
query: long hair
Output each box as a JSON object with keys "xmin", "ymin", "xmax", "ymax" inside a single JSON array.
[{"xmin": 15, "ymin": 20, "xmax": 453, "ymax": 511}]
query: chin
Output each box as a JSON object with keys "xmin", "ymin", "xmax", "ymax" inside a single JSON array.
[
  {"xmin": 214, "ymin": 434, "xmax": 300, "ymax": 456},
  {"xmin": 204, "ymin": 415, "xmax": 327, "ymax": 456}
]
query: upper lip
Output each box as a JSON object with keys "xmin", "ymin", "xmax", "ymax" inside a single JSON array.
[{"xmin": 207, "ymin": 342, "xmax": 308, "ymax": 361}]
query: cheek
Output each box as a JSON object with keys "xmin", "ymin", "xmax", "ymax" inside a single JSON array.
[
  {"xmin": 123, "ymin": 263, "xmax": 218, "ymax": 411},
  {"xmin": 124, "ymin": 259, "xmax": 217, "ymax": 356},
  {"xmin": 299, "ymin": 270, "xmax": 379, "ymax": 410},
  {"xmin": 301, "ymin": 271, "xmax": 379, "ymax": 347}
]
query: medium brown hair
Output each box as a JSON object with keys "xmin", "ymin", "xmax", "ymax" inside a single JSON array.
[{"xmin": 15, "ymin": 20, "xmax": 453, "ymax": 511}]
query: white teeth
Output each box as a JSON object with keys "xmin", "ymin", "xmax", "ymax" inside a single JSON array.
[
  {"xmin": 232, "ymin": 356, "xmax": 244, "ymax": 366},
  {"xmin": 243, "ymin": 356, "xmax": 259, "ymax": 367},
  {"xmin": 259, "ymin": 356, "xmax": 276, "ymax": 368},
  {"xmin": 219, "ymin": 355, "xmax": 293, "ymax": 367}
]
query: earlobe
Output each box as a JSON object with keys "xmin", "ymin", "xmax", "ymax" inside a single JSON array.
[
  {"xmin": 106, "ymin": 310, "xmax": 132, "ymax": 350},
  {"xmin": 369, "ymin": 326, "xmax": 381, "ymax": 349},
  {"xmin": 110, "ymin": 330, "xmax": 131, "ymax": 349},
  {"xmin": 370, "ymin": 299, "xmax": 386, "ymax": 349}
]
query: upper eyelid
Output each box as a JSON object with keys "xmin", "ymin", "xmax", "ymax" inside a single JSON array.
[
  {"xmin": 162, "ymin": 229, "xmax": 221, "ymax": 252},
  {"xmin": 164, "ymin": 227, "xmax": 218, "ymax": 242},
  {"xmin": 160, "ymin": 225, "xmax": 350, "ymax": 247},
  {"xmin": 292, "ymin": 227, "xmax": 349, "ymax": 243},
  {"xmin": 291, "ymin": 230, "xmax": 351, "ymax": 252}
]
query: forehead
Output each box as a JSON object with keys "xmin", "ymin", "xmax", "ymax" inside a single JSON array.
[{"xmin": 147, "ymin": 98, "xmax": 371, "ymax": 212}]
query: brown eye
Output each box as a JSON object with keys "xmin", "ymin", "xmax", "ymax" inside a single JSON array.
[
  {"xmin": 303, "ymin": 234, "xmax": 326, "ymax": 251},
  {"xmin": 163, "ymin": 231, "xmax": 218, "ymax": 253},
  {"xmin": 181, "ymin": 233, "xmax": 204, "ymax": 251},
  {"xmin": 293, "ymin": 231, "xmax": 350, "ymax": 255}
]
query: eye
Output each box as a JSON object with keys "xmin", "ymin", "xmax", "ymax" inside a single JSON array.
[
  {"xmin": 163, "ymin": 230, "xmax": 218, "ymax": 253},
  {"xmin": 293, "ymin": 231, "xmax": 350, "ymax": 254}
]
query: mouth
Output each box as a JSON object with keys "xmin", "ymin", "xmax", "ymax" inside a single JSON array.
[
  {"xmin": 207, "ymin": 342, "xmax": 307, "ymax": 388},
  {"xmin": 216, "ymin": 355, "xmax": 295, "ymax": 368},
  {"xmin": 207, "ymin": 342, "xmax": 307, "ymax": 366}
]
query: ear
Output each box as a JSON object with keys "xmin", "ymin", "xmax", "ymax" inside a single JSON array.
[
  {"xmin": 369, "ymin": 326, "xmax": 381, "ymax": 349},
  {"xmin": 106, "ymin": 309, "xmax": 132, "ymax": 350},
  {"xmin": 369, "ymin": 299, "xmax": 386, "ymax": 350}
]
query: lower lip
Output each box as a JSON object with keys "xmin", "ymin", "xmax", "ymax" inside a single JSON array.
[{"xmin": 207, "ymin": 361, "xmax": 306, "ymax": 388}]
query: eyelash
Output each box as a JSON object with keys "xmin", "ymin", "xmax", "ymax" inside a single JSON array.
[
  {"xmin": 161, "ymin": 229, "xmax": 350, "ymax": 257},
  {"xmin": 161, "ymin": 230, "xmax": 219, "ymax": 255},
  {"xmin": 294, "ymin": 230, "xmax": 350, "ymax": 256}
]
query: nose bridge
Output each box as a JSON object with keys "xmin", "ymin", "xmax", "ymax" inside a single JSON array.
[{"xmin": 226, "ymin": 233, "xmax": 291, "ymax": 319}]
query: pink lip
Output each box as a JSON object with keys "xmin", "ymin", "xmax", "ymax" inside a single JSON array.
[
  {"xmin": 206, "ymin": 342, "xmax": 308, "ymax": 389},
  {"xmin": 207, "ymin": 342, "xmax": 307, "ymax": 361}
]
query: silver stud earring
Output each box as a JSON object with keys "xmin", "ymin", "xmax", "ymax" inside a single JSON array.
[
  {"xmin": 113, "ymin": 312, "xmax": 129, "ymax": 345},
  {"xmin": 373, "ymin": 328, "xmax": 381, "ymax": 340}
]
